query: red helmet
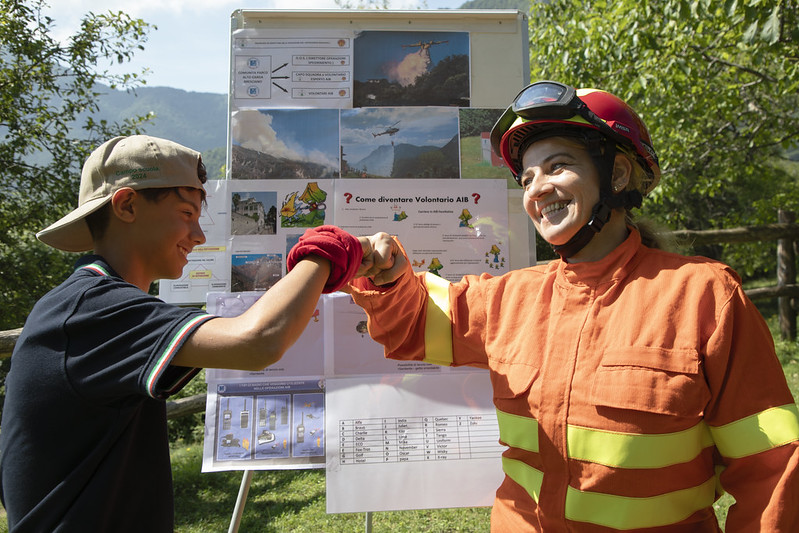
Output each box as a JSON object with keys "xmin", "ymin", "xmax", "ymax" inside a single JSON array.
[{"xmin": 490, "ymin": 81, "xmax": 660, "ymax": 192}]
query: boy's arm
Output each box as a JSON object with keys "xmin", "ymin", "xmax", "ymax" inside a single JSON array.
[
  {"xmin": 173, "ymin": 226, "xmax": 363, "ymax": 371},
  {"xmin": 172, "ymin": 255, "xmax": 331, "ymax": 370}
]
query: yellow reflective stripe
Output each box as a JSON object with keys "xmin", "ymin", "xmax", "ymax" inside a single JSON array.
[
  {"xmin": 709, "ymin": 403, "xmax": 799, "ymax": 459},
  {"xmin": 503, "ymin": 457, "xmax": 716, "ymax": 530},
  {"xmin": 422, "ymin": 272, "xmax": 454, "ymax": 366},
  {"xmin": 567, "ymin": 421, "xmax": 714, "ymax": 468},
  {"xmin": 502, "ymin": 457, "xmax": 543, "ymax": 502},
  {"xmin": 565, "ymin": 476, "xmax": 717, "ymax": 530},
  {"xmin": 497, "ymin": 408, "xmax": 539, "ymax": 452}
]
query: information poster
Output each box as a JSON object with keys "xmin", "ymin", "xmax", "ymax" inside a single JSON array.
[
  {"xmin": 191, "ymin": 7, "xmax": 531, "ymax": 513},
  {"xmin": 325, "ymin": 372, "xmax": 505, "ymax": 513},
  {"xmin": 204, "ymin": 379, "xmax": 326, "ymax": 471},
  {"xmin": 232, "ymin": 29, "xmax": 354, "ymax": 108},
  {"xmin": 335, "ymin": 178, "xmax": 509, "ymax": 281},
  {"xmin": 202, "ymin": 291, "xmax": 327, "ymax": 471}
]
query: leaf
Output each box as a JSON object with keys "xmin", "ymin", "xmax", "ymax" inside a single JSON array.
[
  {"xmin": 760, "ymin": 5, "xmax": 781, "ymax": 44},
  {"xmin": 742, "ymin": 20, "xmax": 759, "ymax": 43}
]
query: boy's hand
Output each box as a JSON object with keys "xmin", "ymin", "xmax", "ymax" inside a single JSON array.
[{"xmin": 355, "ymin": 232, "xmax": 407, "ymax": 286}]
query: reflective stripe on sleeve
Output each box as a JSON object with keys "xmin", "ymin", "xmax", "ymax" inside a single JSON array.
[
  {"xmin": 502, "ymin": 457, "xmax": 716, "ymax": 530},
  {"xmin": 567, "ymin": 421, "xmax": 714, "ymax": 468},
  {"xmin": 709, "ymin": 403, "xmax": 799, "ymax": 459},
  {"xmin": 422, "ymin": 272, "xmax": 454, "ymax": 366}
]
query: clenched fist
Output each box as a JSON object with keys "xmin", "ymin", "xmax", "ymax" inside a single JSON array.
[{"xmin": 353, "ymin": 232, "xmax": 407, "ymax": 286}]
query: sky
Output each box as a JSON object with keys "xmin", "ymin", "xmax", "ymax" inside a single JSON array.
[{"xmin": 43, "ymin": 0, "xmax": 468, "ymax": 95}]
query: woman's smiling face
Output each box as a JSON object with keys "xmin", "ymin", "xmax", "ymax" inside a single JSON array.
[{"xmin": 519, "ymin": 136, "xmax": 601, "ymax": 247}]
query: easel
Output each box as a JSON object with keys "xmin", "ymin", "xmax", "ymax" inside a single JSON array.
[
  {"xmin": 228, "ymin": 470, "xmax": 253, "ymax": 533},
  {"xmin": 227, "ymin": 469, "xmax": 374, "ymax": 533}
]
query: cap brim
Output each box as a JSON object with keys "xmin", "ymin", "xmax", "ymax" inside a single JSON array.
[{"xmin": 36, "ymin": 196, "xmax": 113, "ymax": 252}]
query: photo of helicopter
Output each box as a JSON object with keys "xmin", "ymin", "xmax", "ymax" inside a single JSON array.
[{"xmin": 373, "ymin": 120, "xmax": 401, "ymax": 137}]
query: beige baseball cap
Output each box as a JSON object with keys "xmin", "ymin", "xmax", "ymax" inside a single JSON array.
[{"xmin": 37, "ymin": 135, "xmax": 205, "ymax": 252}]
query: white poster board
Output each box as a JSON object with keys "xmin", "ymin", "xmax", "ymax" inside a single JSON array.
[
  {"xmin": 161, "ymin": 7, "xmax": 531, "ymax": 515},
  {"xmin": 325, "ymin": 374, "xmax": 505, "ymax": 513}
]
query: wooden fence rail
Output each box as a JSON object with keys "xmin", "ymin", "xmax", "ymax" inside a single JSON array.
[{"xmin": 2, "ymin": 220, "xmax": 799, "ymax": 420}]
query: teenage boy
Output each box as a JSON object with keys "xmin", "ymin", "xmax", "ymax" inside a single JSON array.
[{"xmin": 0, "ymin": 135, "xmax": 363, "ymax": 532}]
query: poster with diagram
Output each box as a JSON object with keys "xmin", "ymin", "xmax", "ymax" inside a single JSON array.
[
  {"xmin": 202, "ymin": 291, "xmax": 327, "ymax": 472},
  {"xmin": 204, "ymin": 379, "xmax": 326, "ymax": 471},
  {"xmin": 231, "ymin": 29, "xmax": 354, "ymax": 108}
]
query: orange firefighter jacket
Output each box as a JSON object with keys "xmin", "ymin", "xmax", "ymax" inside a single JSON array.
[{"xmin": 348, "ymin": 229, "xmax": 799, "ymax": 532}]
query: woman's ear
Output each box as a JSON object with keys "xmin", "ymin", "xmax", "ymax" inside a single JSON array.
[
  {"xmin": 611, "ymin": 154, "xmax": 632, "ymax": 193},
  {"xmin": 110, "ymin": 188, "xmax": 137, "ymax": 223}
]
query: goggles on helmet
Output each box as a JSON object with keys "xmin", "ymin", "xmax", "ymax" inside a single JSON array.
[
  {"xmin": 493, "ymin": 81, "xmax": 619, "ymax": 163},
  {"xmin": 490, "ymin": 81, "xmax": 661, "ymax": 192}
]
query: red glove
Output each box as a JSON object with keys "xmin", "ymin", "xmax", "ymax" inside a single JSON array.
[{"xmin": 286, "ymin": 225, "xmax": 361, "ymax": 293}]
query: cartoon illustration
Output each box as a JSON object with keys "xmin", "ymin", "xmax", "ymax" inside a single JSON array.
[
  {"xmin": 428, "ymin": 257, "xmax": 443, "ymax": 277},
  {"xmin": 459, "ymin": 208, "xmax": 473, "ymax": 228},
  {"xmin": 489, "ymin": 244, "xmax": 501, "ymax": 263},
  {"xmin": 356, "ymin": 320, "xmax": 369, "ymax": 337},
  {"xmin": 280, "ymin": 182, "xmax": 327, "ymax": 228},
  {"xmin": 394, "ymin": 210, "xmax": 408, "ymax": 221},
  {"xmin": 485, "ymin": 244, "xmax": 506, "ymax": 270},
  {"xmin": 412, "ymin": 258, "xmax": 426, "ymax": 268}
]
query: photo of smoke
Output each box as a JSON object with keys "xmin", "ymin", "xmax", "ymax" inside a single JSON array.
[
  {"xmin": 352, "ymin": 30, "xmax": 470, "ymax": 107},
  {"xmin": 231, "ymin": 108, "xmax": 340, "ymax": 180}
]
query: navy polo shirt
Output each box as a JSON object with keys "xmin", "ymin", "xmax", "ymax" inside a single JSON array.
[{"xmin": 0, "ymin": 256, "xmax": 214, "ymax": 532}]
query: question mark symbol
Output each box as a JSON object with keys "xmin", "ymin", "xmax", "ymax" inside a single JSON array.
[
  {"xmin": 472, "ymin": 193, "xmax": 481, "ymax": 205},
  {"xmin": 344, "ymin": 192, "xmax": 352, "ymax": 204}
]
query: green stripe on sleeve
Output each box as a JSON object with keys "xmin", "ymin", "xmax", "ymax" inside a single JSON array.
[
  {"xmin": 422, "ymin": 272, "xmax": 454, "ymax": 366},
  {"xmin": 709, "ymin": 403, "xmax": 799, "ymax": 459}
]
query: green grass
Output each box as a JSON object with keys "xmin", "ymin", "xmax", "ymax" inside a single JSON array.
[
  {"xmin": 459, "ymin": 135, "xmax": 517, "ymax": 186},
  {"xmin": 170, "ymin": 444, "xmax": 492, "ymax": 532}
]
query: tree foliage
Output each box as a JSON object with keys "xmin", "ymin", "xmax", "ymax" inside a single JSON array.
[
  {"xmin": 528, "ymin": 0, "xmax": 799, "ymax": 275},
  {"xmin": 0, "ymin": 0, "xmax": 154, "ymax": 328}
]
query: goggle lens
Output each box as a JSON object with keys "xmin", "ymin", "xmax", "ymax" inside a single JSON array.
[{"xmin": 513, "ymin": 82, "xmax": 568, "ymax": 109}]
